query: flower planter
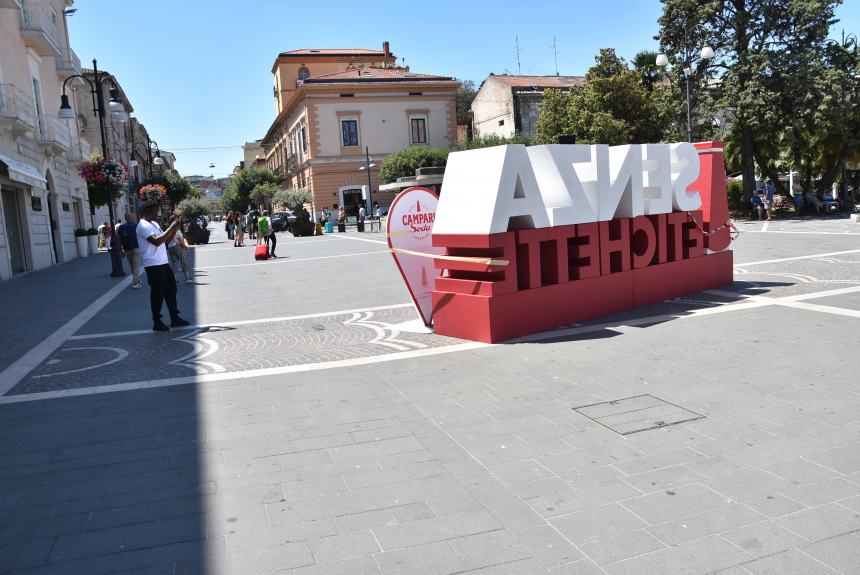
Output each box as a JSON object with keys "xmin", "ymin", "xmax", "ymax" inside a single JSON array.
[
  {"xmin": 185, "ymin": 227, "xmax": 210, "ymax": 245},
  {"xmin": 76, "ymin": 236, "xmax": 89, "ymax": 257},
  {"xmin": 87, "ymin": 235, "xmax": 99, "ymax": 254}
]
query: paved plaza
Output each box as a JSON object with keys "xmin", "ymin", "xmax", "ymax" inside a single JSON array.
[{"xmin": 1, "ymin": 217, "xmax": 859, "ymax": 575}]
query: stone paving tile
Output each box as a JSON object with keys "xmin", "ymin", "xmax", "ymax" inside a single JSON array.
[
  {"xmin": 550, "ymin": 503, "xmax": 646, "ymax": 545},
  {"xmin": 623, "ymin": 464, "xmax": 707, "ymax": 494},
  {"xmin": 308, "ymin": 529, "xmax": 380, "ymax": 564},
  {"xmin": 621, "ymin": 483, "xmax": 729, "ymax": 525},
  {"xmin": 772, "ymin": 502, "xmax": 860, "ymax": 542},
  {"xmin": 371, "ymin": 508, "xmax": 502, "ymax": 550},
  {"xmin": 547, "ymin": 560, "xmax": 607, "ymax": 574},
  {"xmin": 701, "ymin": 468, "xmax": 794, "ymax": 502},
  {"xmin": 513, "ymin": 525, "xmax": 583, "ymax": 567},
  {"xmin": 801, "ymin": 532, "xmax": 860, "ymax": 574},
  {"xmin": 374, "ymin": 541, "xmax": 465, "ymax": 575},
  {"xmin": 778, "ymin": 477, "xmax": 860, "ymax": 507},
  {"xmin": 527, "ymin": 479, "xmax": 641, "ymax": 518},
  {"xmin": 741, "ymin": 549, "xmax": 840, "ymax": 575},
  {"xmin": 446, "ymin": 530, "xmax": 533, "ymax": 571},
  {"xmin": 720, "ymin": 520, "xmax": 809, "ymax": 559},
  {"xmin": 579, "ymin": 529, "xmax": 665, "ymax": 566},
  {"xmin": 645, "ymin": 503, "xmax": 765, "ymax": 545},
  {"xmin": 602, "ymin": 535, "xmax": 750, "ymax": 575},
  {"xmin": 744, "ymin": 493, "xmax": 807, "ymax": 518},
  {"xmin": 293, "ymin": 555, "xmax": 382, "ymax": 575}
]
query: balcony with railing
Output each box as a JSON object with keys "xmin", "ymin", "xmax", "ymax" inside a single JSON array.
[
  {"xmin": 0, "ymin": 83, "xmax": 38, "ymax": 136},
  {"xmin": 37, "ymin": 114, "xmax": 71, "ymax": 155},
  {"xmin": 20, "ymin": 1, "xmax": 62, "ymax": 57},
  {"xmin": 56, "ymin": 49, "xmax": 81, "ymax": 79}
]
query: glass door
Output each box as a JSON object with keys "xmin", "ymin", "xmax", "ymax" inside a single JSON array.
[{"xmin": 2, "ymin": 189, "xmax": 27, "ymax": 275}]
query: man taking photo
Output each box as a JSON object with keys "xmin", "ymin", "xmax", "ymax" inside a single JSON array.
[{"xmin": 136, "ymin": 200, "xmax": 190, "ymax": 331}]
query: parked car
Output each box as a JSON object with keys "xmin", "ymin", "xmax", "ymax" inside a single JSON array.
[{"xmin": 272, "ymin": 211, "xmax": 295, "ymax": 232}]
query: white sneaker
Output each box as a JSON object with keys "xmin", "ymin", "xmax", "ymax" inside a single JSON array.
[{"xmin": 131, "ymin": 283, "xmax": 141, "ymax": 289}]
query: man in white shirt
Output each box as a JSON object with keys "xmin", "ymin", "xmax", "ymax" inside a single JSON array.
[{"xmin": 136, "ymin": 200, "xmax": 190, "ymax": 331}]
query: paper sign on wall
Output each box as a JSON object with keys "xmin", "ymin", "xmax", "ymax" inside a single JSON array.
[{"xmin": 387, "ymin": 186, "xmax": 444, "ymax": 325}]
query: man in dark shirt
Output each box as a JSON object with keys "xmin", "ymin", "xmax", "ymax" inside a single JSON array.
[{"xmin": 118, "ymin": 213, "xmax": 141, "ymax": 288}]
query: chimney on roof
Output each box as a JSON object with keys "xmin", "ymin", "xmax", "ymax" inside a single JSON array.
[{"xmin": 383, "ymin": 41, "xmax": 390, "ymax": 57}]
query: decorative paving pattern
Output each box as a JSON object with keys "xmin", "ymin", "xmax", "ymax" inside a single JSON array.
[{"xmin": 11, "ymin": 306, "xmax": 463, "ymax": 395}]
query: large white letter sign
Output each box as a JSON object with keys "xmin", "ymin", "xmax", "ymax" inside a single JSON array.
[
  {"xmin": 599, "ymin": 145, "xmax": 644, "ymax": 220},
  {"xmin": 527, "ymin": 144, "xmax": 599, "ymax": 226},
  {"xmin": 670, "ymin": 142, "xmax": 702, "ymax": 211},
  {"xmin": 434, "ymin": 145, "xmax": 549, "ymax": 235},
  {"xmin": 642, "ymin": 144, "xmax": 673, "ymax": 215}
]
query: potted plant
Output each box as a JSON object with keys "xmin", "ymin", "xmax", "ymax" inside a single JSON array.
[
  {"xmin": 274, "ymin": 187, "xmax": 315, "ymax": 237},
  {"xmin": 175, "ymin": 197, "xmax": 211, "ymax": 244},
  {"xmin": 74, "ymin": 228, "xmax": 89, "ymax": 257},
  {"xmin": 86, "ymin": 227, "xmax": 99, "ymax": 254}
]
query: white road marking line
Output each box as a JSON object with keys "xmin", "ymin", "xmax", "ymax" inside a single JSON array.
[
  {"xmin": 328, "ymin": 234, "xmax": 388, "ymax": 245},
  {"xmin": 0, "ymin": 275, "xmax": 132, "ymax": 396},
  {"xmin": 743, "ymin": 230, "xmax": 860, "ymax": 236},
  {"xmin": 195, "ymin": 250, "xmax": 388, "ymax": 270},
  {"xmin": 195, "ymin": 237, "xmax": 337, "ymax": 252},
  {"xmin": 735, "ymin": 249, "xmax": 860, "ymax": 267},
  {"xmin": 7, "ymin": 279, "xmax": 860, "ymax": 404},
  {"xmin": 69, "ymin": 303, "xmax": 415, "ymax": 340},
  {"xmin": 761, "ymin": 221, "xmax": 769, "ymax": 232},
  {"xmin": 773, "ymin": 300, "xmax": 860, "ymax": 319}
]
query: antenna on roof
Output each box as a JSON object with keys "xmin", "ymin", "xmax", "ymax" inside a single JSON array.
[
  {"xmin": 515, "ymin": 36, "xmax": 522, "ymax": 75},
  {"xmin": 551, "ymin": 36, "xmax": 559, "ymax": 76}
]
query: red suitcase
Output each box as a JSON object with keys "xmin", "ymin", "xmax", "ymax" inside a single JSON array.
[{"xmin": 254, "ymin": 245, "xmax": 269, "ymax": 260}]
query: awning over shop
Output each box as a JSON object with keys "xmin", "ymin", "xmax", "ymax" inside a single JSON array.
[{"xmin": 0, "ymin": 153, "xmax": 46, "ymax": 189}]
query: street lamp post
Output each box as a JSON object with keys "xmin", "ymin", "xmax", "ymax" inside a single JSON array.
[
  {"xmin": 656, "ymin": 29, "xmax": 714, "ymax": 142},
  {"xmin": 59, "ymin": 58, "xmax": 127, "ymax": 277},
  {"xmin": 358, "ymin": 146, "xmax": 376, "ymax": 232}
]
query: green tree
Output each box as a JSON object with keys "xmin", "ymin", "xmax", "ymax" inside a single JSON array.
[
  {"xmin": 380, "ymin": 146, "xmax": 449, "ymax": 183},
  {"xmin": 175, "ymin": 196, "xmax": 210, "ymax": 224},
  {"xmin": 249, "ymin": 182, "xmax": 279, "ymax": 210},
  {"xmin": 273, "ymin": 187, "xmax": 312, "ymax": 213},
  {"xmin": 656, "ymin": 0, "xmax": 847, "ymax": 202},
  {"xmin": 534, "ymin": 88, "xmax": 571, "ymax": 144},
  {"xmin": 225, "ymin": 167, "xmax": 277, "ymax": 211},
  {"xmin": 454, "ymin": 132, "xmax": 535, "ymax": 150},
  {"xmin": 455, "ymin": 79, "xmax": 478, "ymax": 126},
  {"xmin": 633, "ymin": 50, "xmax": 661, "ymax": 91}
]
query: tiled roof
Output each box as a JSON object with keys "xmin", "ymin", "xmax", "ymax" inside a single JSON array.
[
  {"xmin": 279, "ymin": 49, "xmax": 388, "ymax": 57},
  {"xmin": 490, "ymin": 75, "xmax": 585, "ymax": 88},
  {"xmin": 302, "ymin": 68, "xmax": 454, "ymax": 83}
]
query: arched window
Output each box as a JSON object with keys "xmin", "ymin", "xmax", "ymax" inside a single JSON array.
[{"xmin": 298, "ymin": 67, "xmax": 310, "ymax": 82}]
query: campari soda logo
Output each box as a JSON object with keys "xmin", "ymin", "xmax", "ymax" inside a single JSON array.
[{"xmin": 401, "ymin": 199, "xmax": 435, "ymax": 241}]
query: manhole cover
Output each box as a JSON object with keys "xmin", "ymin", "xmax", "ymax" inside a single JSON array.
[{"xmin": 573, "ymin": 394, "xmax": 704, "ymax": 435}]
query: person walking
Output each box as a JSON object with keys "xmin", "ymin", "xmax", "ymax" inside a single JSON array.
[
  {"xmin": 258, "ymin": 210, "xmax": 276, "ymax": 257},
  {"xmin": 136, "ymin": 200, "xmax": 189, "ymax": 332},
  {"xmin": 763, "ymin": 178, "xmax": 774, "ymax": 221},
  {"xmin": 167, "ymin": 226, "xmax": 193, "ymax": 284},
  {"xmin": 247, "ymin": 210, "xmax": 258, "ymax": 242},
  {"xmin": 98, "ymin": 221, "xmax": 106, "ymax": 249},
  {"xmin": 234, "ymin": 212, "xmax": 245, "ymax": 247},
  {"xmin": 117, "ymin": 213, "xmax": 141, "ymax": 288},
  {"xmin": 226, "ymin": 211, "xmax": 235, "ymax": 240}
]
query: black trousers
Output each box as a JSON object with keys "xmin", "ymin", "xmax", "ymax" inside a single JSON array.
[
  {"xmin": 265, "ymin": 232, "xmax": 276, "ymax": 255},
  {"xmin": 144, "ymin": 264, "xmax": 179, "ymax": 322}
]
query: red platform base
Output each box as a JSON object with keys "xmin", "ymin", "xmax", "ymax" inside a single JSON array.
[{"xmin": 432, "ymin": 250, "xmax": 733, "ymax": 343}]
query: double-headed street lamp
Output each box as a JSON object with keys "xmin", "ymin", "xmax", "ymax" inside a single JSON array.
[
  {"xmin": 58, "ymin": 58, "xmax": 127, "ymax": 278},
  {"xmin": 656, "ymin": 31, "xmax": 714, "ymax": 142},
  {"xmin": 358, "ymin": 146, "xmax": 375, "ymax": 231},
  {"xmin": 129, "ymin": 139, "xmax": 163, "ymax": 181}
]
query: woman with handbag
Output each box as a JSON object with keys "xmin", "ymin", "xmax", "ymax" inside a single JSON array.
[{"xmin": 168, "ymin": 226, "xmax": 193, "ymax": 284}]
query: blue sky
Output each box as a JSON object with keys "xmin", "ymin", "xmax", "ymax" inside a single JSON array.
[{"xmin": 67, "ymin": 1, "xmax": 860, "ymax": 179}]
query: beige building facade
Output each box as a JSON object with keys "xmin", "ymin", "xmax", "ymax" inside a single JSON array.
[
  {"xmin": 0, "ymin": 0, "xmax": 91, "ymax": 280},
  {"xmin": 471, "ymin": 74, "xmax": 584, "ymax": 139},
  {"xmin": 261, "ymin": 44, "xmax": 459, "ymax": 217}
]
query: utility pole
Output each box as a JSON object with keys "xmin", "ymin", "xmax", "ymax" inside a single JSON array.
[{"xmin": 551, "ymin": 36, "xmax": 559, "ymax": 76}]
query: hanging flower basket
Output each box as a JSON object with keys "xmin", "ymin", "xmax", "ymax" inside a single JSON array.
[
  {"xmin": 79, "ymin": 158, "xmax": 128, "ymax": 208},
  {"xmin": 138, "ymin": 183, "xmax": 169, "ymax": 202}
]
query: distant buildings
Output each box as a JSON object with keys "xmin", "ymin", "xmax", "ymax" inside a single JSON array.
[
  {"xmin": 259, "ymin": 42, "xmax": 459, "ymax": 216},
  {"xmin": 185, "ymin": 174, "xmax": 230, "ymax": 199},
  {"xmin": 471, "ymin": 74, "xmax": 584, "ymax": 139}
]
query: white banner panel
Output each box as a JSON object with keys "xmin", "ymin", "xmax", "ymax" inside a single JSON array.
[{"xmin": 387, "ymin": 187, "xmax": 444, "ymax": 326}]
